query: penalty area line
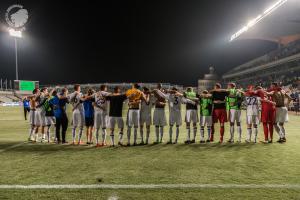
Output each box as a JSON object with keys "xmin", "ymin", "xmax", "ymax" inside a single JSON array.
[{"xmin": 0, "ymin": 184, "xmax": 300, "ymax": 189}]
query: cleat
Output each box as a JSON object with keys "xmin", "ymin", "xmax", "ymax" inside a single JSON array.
[
  {"xmin": 153, "ymin": 141, "xmax": 159, "ymax": 145},
  {"xmin": 268, "ymin": 140, "xmax": 273, "ymax": 143},
  {"xmin": 139, "ymin": 142, "xmax": 145, "ymax": 145},
  {"xmin": 190, "ymin": 139, "xmax": 196, "ymax": 144},
  {"xmin": 282, "ymin": 138, "xmax": 286, "ymax": 142},
  {"xmin": 133, "ymin": 143, "xmax": 137, "ymax": 146},
  {"xmin": 245, "ymin": 139, "xmax": 250, "ymax": 143},
  {"xmin": 200, "ymin": 140, "xmax": 205, "ymax": 144},
  {"xmin": 145, "ymin": 142, "xmax": 149, "ymax": 145},
  {"xmin": 277, "ymin": 139, "xmax": 284, "ymax": 143},
  {"xmin": 126, "ymin": 143, "xmax": 131, "ymax": 147},
  {"xmin": 166, "ymin": 141, "xmax": 172, "ymax": 144},
  {"xmin": 206, "ymin": 139, "xmax": 210, "ymax": 143},
  {"xmin": 118, "ymin": 142, "xmax": 124, "ymax": 146},
  {"xmin": 95, "ymin": 143, "xmax": 102, "ymax": 148},
  {"xmin": 227, "ymin": 139, "xmax": 234, "ymax": 143},
  {"xmin": 173, "ymin": 141, "xmax": 178, "ymax": 144},
  {"xmin": 77, "ymin": 141, "xmax": 84, "ymax": 145},
  {"xmin": 184, "ymin": 140, "xmax": 191, "ymax": 144}
]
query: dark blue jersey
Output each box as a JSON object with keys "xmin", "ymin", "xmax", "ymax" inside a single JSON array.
[{"xmin": 83, "ymin": 99, "xmax": 94, "ymax": 118}]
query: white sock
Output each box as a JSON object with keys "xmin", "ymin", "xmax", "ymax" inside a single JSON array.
[
  {"xmin": 175, "ymin": 127, "xmax": 179, "ymax": 143},
  {"xmin": 42, "ymin": 133, "xmax": 46, "ymax": 140},
  {"xmin": 29, "ymin": 127, "xmax": 35, "ymax": 139},
  {"xmin": 127, "ymin": 127, "xmax": 132, "ymax": 144},
  {"xmin": 72, "ymin": 127, "xmax": 76, "ymax": 142},
  {"xmin": 237, "ymin": 126, "xmax": 242, "ymax": 142},
  {"xmin": 254, "ymin": 127, "xmax": 258, "ymax": 143},
  {"xmin": 140, "ymin": 128, "xmax": 144, "ymax": 143},
  {"xmin": 247, "ymin": 128, "xmax": 252, "ymax": 141},
  {"xmin": 102, "ymin": 129, "xmax": 107, "ymax": 144},
  {"xmin": 118, "ymin": 131, "xmax": 123, "ymax": 143},
  {"xmin": 46, "ymin": 126, "xmax": 51, "ymax": 142},
  {"xmin": 78, "ymin": 128, "xmax": 83, "ymax": 142},
  {"xmin": 274, "ymin": 124, "xmax": 282, "ymax": 138},
  {"xmin": 95, "ymin": 129, "xmax": 100, "ymax": 144},
  {"xmin": 146, "ymin": 128, "xmax": 150, "ymax": 144},
  {"xmin": 280, "ymin": 125, "xmax": 285, "ymax": 138},
  {"xmin": 34, "ymin": 132, "xmax": 39, "ymax": 142},
  {"xmin": 133, "ymin": 127, "xmax": 138, "ymax": 144},
  {"xmin": 155, "ymin": 127, "xmax": 159, "ymax": 142},
  {"xmin": 193, "ymin": 127, "xmax": 197, "ymax": 141},
  {"xmin": 207, "ymin": 127, "xmax": 211, "ymax": 141},
  {"xmin": 230, "ymin": 126, "xmax": 234, "ymax": 141},
  {"xmin": 169, "ymin": 126, "xmax": 173, "ymax": 142},
  {"xmin": 110, "ymin": 132, "xmax": 115, "ymax": 146},
  {"xmin": 200, "ymin": 127, "xmax": 204, "ymax": 141},
  {"xmin": 160, "ymin": 126, "xmax": 164, "ymax": 142},
  {"xmin": 187, "ymin": 128, "xmax": 190, "ymax": 141}
]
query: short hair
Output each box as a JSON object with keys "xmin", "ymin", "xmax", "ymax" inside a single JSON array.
[
  {"xmin": 114, "ymin": 86, "xmax": 120, "ymax": 93},
  {"xmin": 32, "ymin": 88, "xmax": 39, "ymax": 94},
  {"xmin": 171, "ymin": 87, "xmax": 178, "ymax": 91},
  {"xmin": 100, "ymin": 85, "xmax": 107, "ymax": 91},
  {"xmin": 61, "ymin": 87, "xmax": 68, "ymax": 93},
  {"xmin": 74, "ymin": 84, "xmax": 80, "ymax": 91},
  {"xmin": 143, "ymin": 87, "xmax": 149, "ymax": 92},
  {"xmin": 133, "ymin": 83, "xmax": 140, "ymax": 89},
  {"xmin": 271, "ymin": 82, "xmax": 278, "ymax": 87},
  {"xmin": 157, "ymin": 83, "xmax": 162, "ymax": 89},
  {"xmin": 202, "ymin": 90, "xmax": 208, "ymax": 94},
  {"xmin": 87, "ymin": 88, "xmax": 94, "ymax": 95},
  {"xmin": 228, "ymin": 82, "xmax": 236, "ymax": 88},
  {"xmin": 41, "ymin": 87, "xmax": 47, "ymax": 92},
  {"xmin": 52, "ymin": 90, "xmax": 57, "ymax": 96},
  {"xmin": 215, "ymin": 83, "xmax": 221, "ymax": 88}
]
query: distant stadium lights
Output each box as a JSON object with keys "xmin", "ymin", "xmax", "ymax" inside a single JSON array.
[
  {"xmin": 9, "ymin": 29, "xmax": 22, "ymax": 38},
  {"xmin": 230, "ymin": 0, "xmax": 288, "ymax": 42}
]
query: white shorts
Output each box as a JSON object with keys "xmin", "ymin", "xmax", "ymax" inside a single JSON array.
[
  {"xmin": 29, "ymin": 110, "xmax": 36, "ymax": 125},
  {"xmin": 127, "ymin": 109, "xmax": 140, "ymax": 127},
  {"xmin": 72, "ymin": 111, "xmax": 85, "ymax": 128},
  {"xmin": 200, "ymin": 116, "xmax": 212, "ymax": 127},
  {"xmin": 169, "ymin": 110, "xmax": 182, "ymax": 126},
  {"xmin": 246, "ymin": 115, "xmax": 260, "ymax": 125},
  {"xmin": 44, "ymin": 116, "xmax": 56, "ymax": 126},
  {"xmin": 229, "ymin": 109, "xmax": 241, "ymax": 123},
  {"xmin": 185, "ymin": 110, "xmax": 198, "ymax": 123},
  {"xmin": 140, "ymin": 111, "xmax": 152, "ymax": 126},
  {"xmin": 35, "ymin": 109, "xmax": 46, "ymax": 126},
  {"xmin": 153, "ymin": 108, "xmax": 167, "ymax": 126},
  {"xmin": 275, "ymin": 107, "xmax": 289, "ymax": 123},
  {"xmin": 94, "ymin": 110, "xmax": 108, "ymax": 129},
  {"xmin": 108, "ymin": 117, "xmax": 124, "ymax": 129}
]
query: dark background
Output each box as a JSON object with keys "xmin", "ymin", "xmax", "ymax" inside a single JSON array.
[{"xmin": 0, "ymin": 0, "xmax": 278, "ymax": 86}]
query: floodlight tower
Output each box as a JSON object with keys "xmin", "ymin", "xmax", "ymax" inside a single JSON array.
[{"xmin": 5, "ymin": 4, "xmax": 29, "ymax": 81}]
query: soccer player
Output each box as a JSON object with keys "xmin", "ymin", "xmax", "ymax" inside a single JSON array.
[
  {"xmin": 93, "ymin": 85, "xmax": 110, "ymax": 147},
  {"xmin": 125, "ymin": 83, "xmax": 143, "ymax": 146},
  {"xmin": 22, "ymin": 97, "xmax": 30, "ymax": 120},
  {"xmin": 27, "ymin": 88, "xmax": 39, "ymax": 141},
  {"xmin": 140, "ymin": 87, "xmax": 152, "ymax": 145},
  {"xmin": 35, "ymin": 87, "xmax": 49, "ymax": 142},
  {"xmin": 268, "ymin": 83, "xmax": 292, "ymax": 143},
  {"xmin": 211, "ymin": 83, "xmax": 229, "ymax": 143},
  {"xmin": 152, "ymin": 83, "xmax": 167, "ymax": 144},
  {"xmin": 83, "ymin": 88, "xmax": 95, "ymax": 145},
  {"xmin": 184, "ymin": 87, "xmax": 199, "ymax": 144},
  {"xmin": 256, "ymin": 86, "xmax": 276, "ymax": 143},
  {"xmin": 69, "ymin": 84, "xmax": 85, "ymax": 145},
  {"xmin": 43, "ymin": 89, "xmax": 56, "ymax": 143},
  {"xmin": 106, "ymin": 86, "xmax": 128, "ymax": 147},
  {"xmin": 244, "ymin": 86, "xmax": 260, "ymax": 143},
  {"xmin": 226, "ymin": 83, "xmax": 243, "ymax": 143},
  {"xmin": 199, "ymin": 90, "xmax": 213, "ymax": 143},
  {"xmin": 49, "ymin": 88, "xmax": 69, "ymax": 144}
]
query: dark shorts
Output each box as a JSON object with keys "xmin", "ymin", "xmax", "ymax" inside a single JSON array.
[
  {"xmin": 85, "ymin": 117, "xmax": 94, "ymax": 127},
  {"xmin": 213, "ymin": 108, "xmax": 227, "ymax": 123}
]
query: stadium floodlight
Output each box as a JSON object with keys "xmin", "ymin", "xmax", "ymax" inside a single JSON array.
[
  {"xmin": 5, "ymin": 4, "xmax": 29, "ymax": 81},
  {"xmin": 9, "ymin": 29, "xmax": 22, "ymax": 38},
  {"xmin": 230, "ymin": 0, "xmax": 288, "ymax": 42}
]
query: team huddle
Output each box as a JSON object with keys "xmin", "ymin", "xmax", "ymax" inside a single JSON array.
[{"xmin": 26, "ymin": 82, "xmax": 292, "ymax": 147}]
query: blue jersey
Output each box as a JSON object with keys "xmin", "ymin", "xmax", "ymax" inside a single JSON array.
[
  {"xmin": 23, "ymin": 99, "xmax": 30, "ymax": 108},
  {"xmin": 49, "ymin": 96, "xmax": 68, "ymax": 118},
  {"xmin": 83, "ymin": 99, "xmax": 94, "ymax": 118}
]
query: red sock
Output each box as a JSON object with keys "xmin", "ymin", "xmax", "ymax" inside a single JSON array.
[
  {"xmin": 268, "ymin": 123, "xmax": 273, "ymax": 140},
  {"xmin": 220, "ymin": 126, "xmax": 224, "ymax": 141},
  {"xmin": 263, "ymin": 123, "xmax": 268, "ymax": 141}
]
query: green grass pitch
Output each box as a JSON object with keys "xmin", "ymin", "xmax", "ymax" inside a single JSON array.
[{"xmin": 0, "ymin": 106, "xmax": 300, "ymax": 199}]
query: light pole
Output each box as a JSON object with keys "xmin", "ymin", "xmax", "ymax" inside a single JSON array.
[{"xmin": 9, "ymin": 29, "xmax": 22, "ymax": 81}]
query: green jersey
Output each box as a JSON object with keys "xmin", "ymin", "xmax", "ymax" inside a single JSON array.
[
  {"xmin": 226, "ymin": 89, "xmax": 242, "ymax": 110},
  {"xmin": 200, "ymin": 97, "xmax": 213, "ymax": 116}
]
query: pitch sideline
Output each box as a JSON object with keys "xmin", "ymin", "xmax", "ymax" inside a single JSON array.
[{"xmin": 1, "ymin": 184, "xmax": 300, "ymax": 189}]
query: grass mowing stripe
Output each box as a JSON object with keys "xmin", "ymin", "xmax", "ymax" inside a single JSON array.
[
  {"xmin": 0, "ymin": 142, "xmax": 26, "ymax": 153},
  {"xmin": 1, "ymin": 184, "xmax": 300, "ymax": 189}
]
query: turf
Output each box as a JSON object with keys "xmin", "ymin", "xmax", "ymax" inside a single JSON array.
[{"xmin": 0, "ymin": 106, "xmax": 300, "ymax": 199}]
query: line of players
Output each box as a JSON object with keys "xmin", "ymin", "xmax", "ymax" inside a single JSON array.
[{"xmin": 26, "ymin": 82, "xmax": 292, "ymax": 146}]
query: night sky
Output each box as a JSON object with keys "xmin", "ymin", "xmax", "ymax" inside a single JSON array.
[{"xmin": 0, "ymin": 0, "xmax": 278, "ymax": 86}]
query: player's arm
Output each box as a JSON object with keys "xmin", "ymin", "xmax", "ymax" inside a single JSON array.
[{"xmin": 153, "ymin": 89, "xmax": 169, "ymax": 100}]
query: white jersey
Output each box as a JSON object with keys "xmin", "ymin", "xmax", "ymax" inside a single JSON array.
[
  {"xmin": 141, "ymin": 97, "xmax": 152, "ymax": 114},
  {"xmin": 69, "ymin": 92, "xmax": 84, "ymax": 113},
  {"xmin": 36, "ymin": 94, "xmax": 46, "ymax": 111},
  {"xmin": 245, "ymin": 96, "xmax": 260, "ymax": 116},
  {"xmin": 93, "ymin": 91, "xmax": 110, "ymax": 113}
]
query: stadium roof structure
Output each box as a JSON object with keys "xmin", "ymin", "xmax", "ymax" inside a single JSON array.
[{"xmin": 231, "ymin": 0, "xmax": 300, "ymax": 45}]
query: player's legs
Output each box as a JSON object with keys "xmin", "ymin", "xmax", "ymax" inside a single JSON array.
[
  {"xmin": 229, "ymin": 109, "xmax": 235, "ymax": 143},
  {"xmin": 168, "ymin": 124, "xmax": 173, "ymax": 144}
]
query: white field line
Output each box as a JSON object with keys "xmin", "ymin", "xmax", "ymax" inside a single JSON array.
[
  {"xmin": 0, "ymin": 184, "xmax": 300, "ymax": 189},
  {"xmin": 0, "ymin": 142, "xmax": 25, "ymax": 153}
]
